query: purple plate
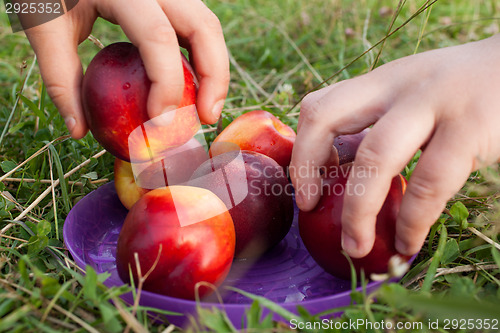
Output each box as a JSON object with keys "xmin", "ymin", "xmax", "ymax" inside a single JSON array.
[{"xmin": 64, "ymin": 182, "xmax": 405, "ymax": 328}]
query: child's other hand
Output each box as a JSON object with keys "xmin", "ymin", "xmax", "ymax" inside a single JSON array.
[{"xmin": 291, "ymin": 34, "xmax": 500, "ymax": 258}]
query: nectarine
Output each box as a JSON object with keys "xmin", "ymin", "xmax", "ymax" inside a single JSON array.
[
  {"xmin": 116, "ymin": 186, "xmax": 235, "ymax": 300},
  {"xmin": 82, "ymin": 42, "xmax": 199, "ymax": 162},
  {"xmin": 209, "ymin": 110, "xmax": 296, "ymax": 169},
  {"xmin": 189, "ymin": 150, "xmax": 294, "ymax": 258},
  {"xmin": 333, "ymin": 128, "xmax": 370, "ymax": 165},
  {"xmin": 114, "ymin": 137, "xmax": 209, "ymax": 209},
  {"xmin": 299, "ymin": 164, "xmax": 410, "ymax": 280}
]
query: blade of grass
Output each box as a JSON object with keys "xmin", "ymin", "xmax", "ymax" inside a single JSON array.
[
  {"xmin": 468, "ymin": 226, "xmax": 500, "ymax": 251},
  {"xmin": 47, "ymin": 149, "xmax": 60, "ymax": 241},
  {"xmin": 0, "ymin": 277, "xmax": 101, "ymax": 333},
  {"xmin": 226, "ymin": 286, "xmax": 309, "ymax": 328},
  {"xmin": 287, "ymin": 0, "xmax": 439, "ymax": 113},
  {"xmin": 274, "ymin": 24, "xmax": 325, "ymax": 86},
  {"xmin": 18, "ymin": 93, "xmax": 46, "ymax": 124},
  {"xmin": 421, "ymin": 223, "xmax": 448, "ymax": 293},
  {"xmin": 2, "ymin": 149, "xmax": 106, "ymax": 231},
  {"xmin": 413, "ymin": 0, "xmax": 433, "ymax": 54},
  {"xmin": 370, "ymin": 0, "xmax": 406, "ymax": 70},
  {"xmin": 41, "ymin": 279, "xmax": 76, "ymax": 323},
  {"xmin": 0, "ymin": 135, "xmax": 70, "ymax": 183},
  {"xmin": 47, "ymin": 143, "xmax": 70, "ymax": 215},
  {"xmin": 3, "ymin": 177, "xmax": 109, "ymax": 186},
  {"xmin": 111, "ymin": 296, "xmax": 148, "ymax": 333},
  {"xmin": 0, "ymin": 304, "xmax": 33, "ymax": 332},
  {"xmin": 0, "ymin": 55, "xmax": 37, "ymax": 147}
]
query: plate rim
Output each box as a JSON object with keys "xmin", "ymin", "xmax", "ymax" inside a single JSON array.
[{"xmin": 63, "ymin": 182, "xmax": 405, "ymax": 311}]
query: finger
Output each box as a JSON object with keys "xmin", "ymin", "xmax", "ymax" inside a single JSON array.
[
  {"xmin": 395, "ymin": 124, "xmax": 474, "ymax": 255},
  {"xmin": 25, "ymin": 21, "xmax": 88, "ymax": 139},
  {"xmin": 162, "ymin": 0, "xmax": 230, "ymax": 124},
  {"xmin": 290, "ymin": 123, "xmax": 334, "ymax": 211},
  {"xmin": 291, "ymin": 77, "xmax": 385, "ymax": 211},
  {"xmin": 340, "ymin": 103, "xmax": 435, "ymax": 258},
  {"xmin": 296, "ymin": 84, "xmax": 337, "ymax": 133},
  {"xmin": 104, "ymin": 0, "xmax": 184, "ymax": 118}
]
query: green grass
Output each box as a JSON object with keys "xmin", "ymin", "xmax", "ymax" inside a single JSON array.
[{"xmin": 1, "ymin": 0, "xmax": 500, "ymax": 332}]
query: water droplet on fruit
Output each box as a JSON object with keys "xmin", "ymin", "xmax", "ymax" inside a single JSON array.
[{"xmin": 123, "ymin": 82, "xmax": 131, "ymax": 90}]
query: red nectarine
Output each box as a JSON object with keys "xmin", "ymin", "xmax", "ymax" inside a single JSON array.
[
  {"xmin": 189, "ymin": 150, "xmax": 294, "ymax": 258},
  {"xmin": 116, "ymin": 186, "xmax": 235, "ymax": 300},
  {"xmin": 209, "ymin": 110, "xmax": 296, "ymax": 169},
  {"xmin": 82, "ymin": 42, "xmax": 199, "ymax": 162},
  {"xmin": 114, "ymin": 137, "xmax": 208, "ymax": 209},
  {"xmin": 333, "ymin": 128, "xmax": 370, "ymax": 165},
  {"xmin": 299, "ymin": 164, "xmax": 410, "ymax": 280}
]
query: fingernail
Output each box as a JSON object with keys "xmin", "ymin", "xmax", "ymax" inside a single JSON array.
[
  {"xmin": 341, "ymin": 232, "xmax": 359, "ymax": 257},
  {"xmin": 395, "ymin": 237, "xmax": 408, "ymax": 255},
  {"xmin": 211, "ymin": 100, "xmax": 225, "ymax": 121},
  {"xmin": 64, "ymin": 117, "xmax": 76, "ymax": 133}
]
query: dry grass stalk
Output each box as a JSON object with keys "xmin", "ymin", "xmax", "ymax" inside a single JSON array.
[
  {"xmin": 3, "ymin": 177, "xmax": 109, "ymax": 186},
  {"xmin": 404, "ymin": 262, "xmax": 499, "ymax": 287},
  {"xmin": 0, "ymin": 149, "xmax": 107, "ymax": 236},
  {"xmin": 123, "ymin": 245, "xmax": 163, "ymax": 333},
  {"xmin": 468, "ymin": 226, "xmax": 500, "ymax": 251},
  {"xmin": 434, "ymin": 263, "xmax": 499, "ymax": 278},
  {"xmin": 87, "ymin": 34, "xmax": 105, "ymax": 49},
  {"xmin": 112, "ymin": 296, "xmax": 149, "ymax": 333},
  {"xmin": 0, "ymin": 135, "xmax": 70, "ymax": 183}
]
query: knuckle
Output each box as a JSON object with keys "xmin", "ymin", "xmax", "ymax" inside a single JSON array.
[
  {"xmin": 46, "ymin": 82, "xmax": 70, "ymax": 106},
  {"xmin": 396, "ymin": 218, "xmax": 415, "ymax": 238},
  {"xmin": 341, "ymin": 206, "xmax": 372, "ymax": 236},
  {"xmin": 355, "ymin": 143, "xmax": 385, "ymax": 168},
  {"xmin": 340, "ymin": 210, "xmax": 358, "ymax": 234},
  {"xmin": 406, "ymin": 173, "xmax": 439, "ymax": 202},
  {"xmin": 201, "ymin": 11, "xmax": 223, "ymax": 35},
  {"xmin": 159, "ymin": 83, "xmax": 184, "ymax": 98},
  {"xmin": 142, "ymin": 23, "xmax": 176, "ymax": 45},
  {"xmin": 300, "ymin": 92, "xmax": 324, "ymax": 124}
]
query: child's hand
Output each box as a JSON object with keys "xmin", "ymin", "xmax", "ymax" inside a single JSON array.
[
  {"xmin": 24, "ymin": 0, "xmax": 229, "ymax": 139},
  {"xmin": 290, "ymin": 34, "xmax": 500, "ymax": 258}
]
